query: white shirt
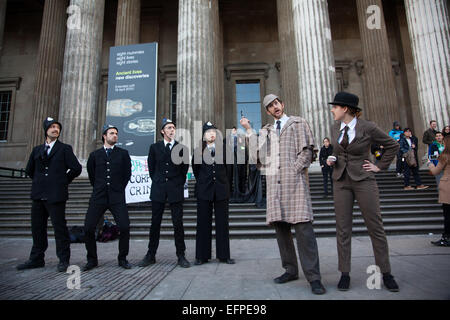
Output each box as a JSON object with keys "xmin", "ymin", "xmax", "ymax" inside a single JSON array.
[
  {"xmin": 338, "ymin": 117, "xmax": 357, "ymax": 144},
  {"xmin": 405, "ymin": 137, "xmax": 412, "ymax": 147},
  {"xmin": 207, "ymin": 142, "xmax": 216, "ymax": 151},
  {"xmin": 273, "ymin": 114, "xmax": 290, "ymax": 132},
  {"xmin": 45, "ymin": 140, "xmax": 56, "ymax": 155},
  {"xmin": 164, "ymin": 139, "xmax": 175, "ymax": 150}
]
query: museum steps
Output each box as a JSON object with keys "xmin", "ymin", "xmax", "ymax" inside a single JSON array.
[{"xmin": 0, "ymin": 171, "xmax": 442, "ymax": 239}]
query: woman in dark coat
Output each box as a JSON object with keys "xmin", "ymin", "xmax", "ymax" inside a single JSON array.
[{"xmin": 319, "ymin": 138, "xmax": 333, "ymax": 197}]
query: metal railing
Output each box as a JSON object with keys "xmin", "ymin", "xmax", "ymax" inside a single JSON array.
[{"xmin": 0, "ymin": 167, "xmax": 28, "ymax": 178}]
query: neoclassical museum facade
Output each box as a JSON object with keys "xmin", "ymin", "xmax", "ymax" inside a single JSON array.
[{"xmin": 0, "ymin": 0, "xmax": 449, "ymax": 168}]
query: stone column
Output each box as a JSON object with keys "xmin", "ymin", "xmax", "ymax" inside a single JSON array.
[
  {"xmin": 177, "ymin": 0, "xmax": 215, "ymax": 150},
  {"xmin": 356, "ymin": 0, "xmax": 399, "ymax": 132},
  {"xmin": 0, "ymin": 0, "xmax": 6, "ymax": 55},
  {"xmin": 404, "ymin": 0, "xmax": 450, "ymax": 129},
  {"xmin": 59, "ymin": 0, "xmax": 105, "ymax": 166},
  {"xmin": 211, "ymin": 0, "xmax": 224, "ymax": 133},
  {"xmin": 115, "ymin": 0, "xmax": 141, "ymax": 46},
  {"xmin": 28, "ymin": 0, "xmax": 68, "ymax": 153},
  {"xmin": 276, "ymin": 0, "xmax": 301, "ymax": 116},
  {"xmin": 290, "ymin": 0, "xmax": 337, "ymax": 143}
]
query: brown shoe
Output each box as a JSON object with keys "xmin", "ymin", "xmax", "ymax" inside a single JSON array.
[
  {"xmin": 416, "ymin": 185, "xmax": 429, "ymax": 190},
  {"xmin": 403, "ymin": 186, "xmax": 414, "ymax": 190}
]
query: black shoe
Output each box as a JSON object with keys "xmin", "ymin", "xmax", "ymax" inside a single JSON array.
[
  {"xmin": 16, "ymin": 260, "xmax": 45, "ymax": 271},
  {"xmin": 82, "ymin": 261, "xmax": 98, "ymax": 272},
  {"xmin": 177, "ymin": 255, "xmax": 191, "ymax": 268},
  {"xmin": 310, "ymin": 280, "xmax": 326, "ymax": 295},
  {"xmin": 138, "ymin": 254, "xmax": 156, "ymax": 267},
  {"xmin": 118, "ymin": 260, "xmax": 132, "ymax": 269},
  {"xmin": 431, "ymin": 236, "xmax": 450, "ymax": 247},
  {"xmin": 219, "ymin": 258, "xmax": 235, "ymax": 264},
  {"xmin": 57, "ymin": 261, "xmax": 69, "ymax": 272},
  {"xmin": 194, "ymin": 259, "xmax": 208, "ymax": 265},
  {"xmin": 337, "ymin": 275, "xmax": 350, "ymax": 291},
  {"xmin": 273, "ymin": 272, "xmax": 298, "ymax": 284},
  {"xmin": 383, "ymin": 274, "xmax": 399, "ymax": 292}
]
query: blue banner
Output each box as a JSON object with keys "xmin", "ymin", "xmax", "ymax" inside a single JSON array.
[{"xmin": 106, "ymin": 43, "xmax": 158, "ymax": 156}]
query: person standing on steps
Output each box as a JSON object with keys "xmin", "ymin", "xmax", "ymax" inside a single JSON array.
[
  {"xmin": 319, "ymin": 137, "xmax": 334, "ymax": 198},
  {"xmin": 17, "ymin": 117, "xmax": 81, "ymax": 273},
  {"xmin": 138, "ymin": 118, "xmax": 191, "ymax": 268},
  {"xmin": 82, "ymin": 124, "xmax": 132, "ymax": 271},
  {"xmin": 326, "ymin": 91, "xmax": 400, "ymax": 292}
]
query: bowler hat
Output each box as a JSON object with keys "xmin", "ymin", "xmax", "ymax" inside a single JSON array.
[
  {"xmin": 203, "ymin": 121, "xmax": 217, "ymax": 135},
  {"xmin": 328, "ymin": 92, "xmax": 361, "ymax": 110},
  {"xmin": 43, "ymin": 117, "xmax": 62, "ymax": 137}
]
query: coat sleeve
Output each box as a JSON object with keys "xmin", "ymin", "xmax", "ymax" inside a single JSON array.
[
  {"xmin": 123, "ymin": 150, "xmax": 132, "ymax": 187},
  {"xmin": 181, "ymin": 145, "xmax": 189, "ymax": 183},
  {"xmin": 368, "ymin": 122, "xmax": 399, "ymax": 171},
  {"xmin": 65, "ymin": 145, "xmax": 82, "ymax": 183},
  {"xmin": 422, "ymin": 130, "xmax": 434, "ymax": 145},
  {"xmin": 192, "ymin": 150, "xmax": 199, "ymax": 179},
  {"xmin": 87, "ymin": 152, "xmax": 95, "ymax": 187},
  {"xmin": 428, "ymin": 160, "xmax": 446, "ymax": 176},
  {"xmin": 292, "ymin": 119, "xmax": 315, "ymax": 173},
  {"xmin": 148, "ymin": 144, "xmax": 155, "ymax": 181},
  {"xmin": 25, "ymin": 149, "xmax": 35, "ymax": 179}
]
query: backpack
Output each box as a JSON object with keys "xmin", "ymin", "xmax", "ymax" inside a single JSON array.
[
  {"xmin": 69, "ymin": 226, "xmax": 86, "ymax": 243},
  {"xmin": 97, "ymin": 220, "xmax": 120, "ymax": 242}
]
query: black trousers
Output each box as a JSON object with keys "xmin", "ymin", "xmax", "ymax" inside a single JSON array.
[
  {"xmin": 403, "ymin": 164, "xmax": 422, "ymax": 186},
  {"xmin": 443, "ymin": 203, "xmax": 450, "ymax": 237},
  {"xmin": 227, "ymin": 163, "xmax": 247, "ymax": 193},
  {"xmin": 196, "ymin": 198, "xmax": 230, "ymax": 261},
  {"xmin": 84, "ymin": 202, "xmax": 130, "ymax": 262},
  {"xmin": 148, "ymin": 201, "xmax": 186, "ymax": 257},
  {"xmin": 321, "ymin": 166, "xmax": 333, "ymax": 195},
  {"xmin": 396, "ymin": 150, "xmax": 404, "ymax": 174},
  {"xmin": 29, "ymin": 200, "xmax": 70, "ymax": 263}
]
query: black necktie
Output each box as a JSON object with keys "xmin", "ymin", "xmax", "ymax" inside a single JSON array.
[
  {"xmin": 106, "ymin": 148, "xmax": 112, "ymax": 157},
  {"xmin": 340, "ymin": 126, "xmax": 349, "ymax": 149},
  {"xmin": 276, "ymin": 120, "xmax": 281, "ymax": 136},
  {"xmin": 210, "ymin": 147, "xmax": 215, "ymax": 158},
  {"xmin": 165, "ymin": 143, "xmax": 171, "ymax": 153},
  {"xmin": 43, "ymin": 145, "xmax": 50, "ymax": 160}
]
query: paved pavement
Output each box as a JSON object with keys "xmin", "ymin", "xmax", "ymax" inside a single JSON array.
[{"xmin": 0, "ymin": 234, "xmax": 449, "ymax": 300}]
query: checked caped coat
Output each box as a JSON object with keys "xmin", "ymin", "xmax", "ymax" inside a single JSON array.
[{"xmin": 255, "ymin": 116, "xmax": 315, "ymax": 225}]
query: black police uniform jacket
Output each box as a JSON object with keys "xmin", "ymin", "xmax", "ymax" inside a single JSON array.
[
  {"xmin": 87, "ymin": 146, "xmax": 132, "ymax": 205},
  {"xmin": 148, "ymin": 140, "xmax": 189, "ymax": 203},
  {"xmin": 26, "ymin": 140, "xmax": 82, "ymax": 203},
  {"xmin": 192, "ymin": 142, "xmax": 230, "ymax": 201}
]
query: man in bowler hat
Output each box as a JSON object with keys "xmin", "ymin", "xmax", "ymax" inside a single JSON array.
[
  {"xmin": 192, "ymin": 122, "xmax": 234, "ymax": 265},
  {"xmin": 138, "ymin": 119, "xmax": 191, "ymax": 268},
  {"xmin": 82, "ymin": 124, "xmax": 132, "ymax": 271},
  {"xmin": 17, "ymin": 117, "xmax": 82, "ymax": 272}
]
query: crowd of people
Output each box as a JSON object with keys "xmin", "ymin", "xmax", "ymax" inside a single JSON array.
[{"xmin": 15, "ymin": 91, "xmax": 448, "ymax": 297}]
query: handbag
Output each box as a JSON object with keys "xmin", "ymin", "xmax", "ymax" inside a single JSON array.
[{"xmin": 403, "ymin": 149, "xmax": 417, "ymax": 167}]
